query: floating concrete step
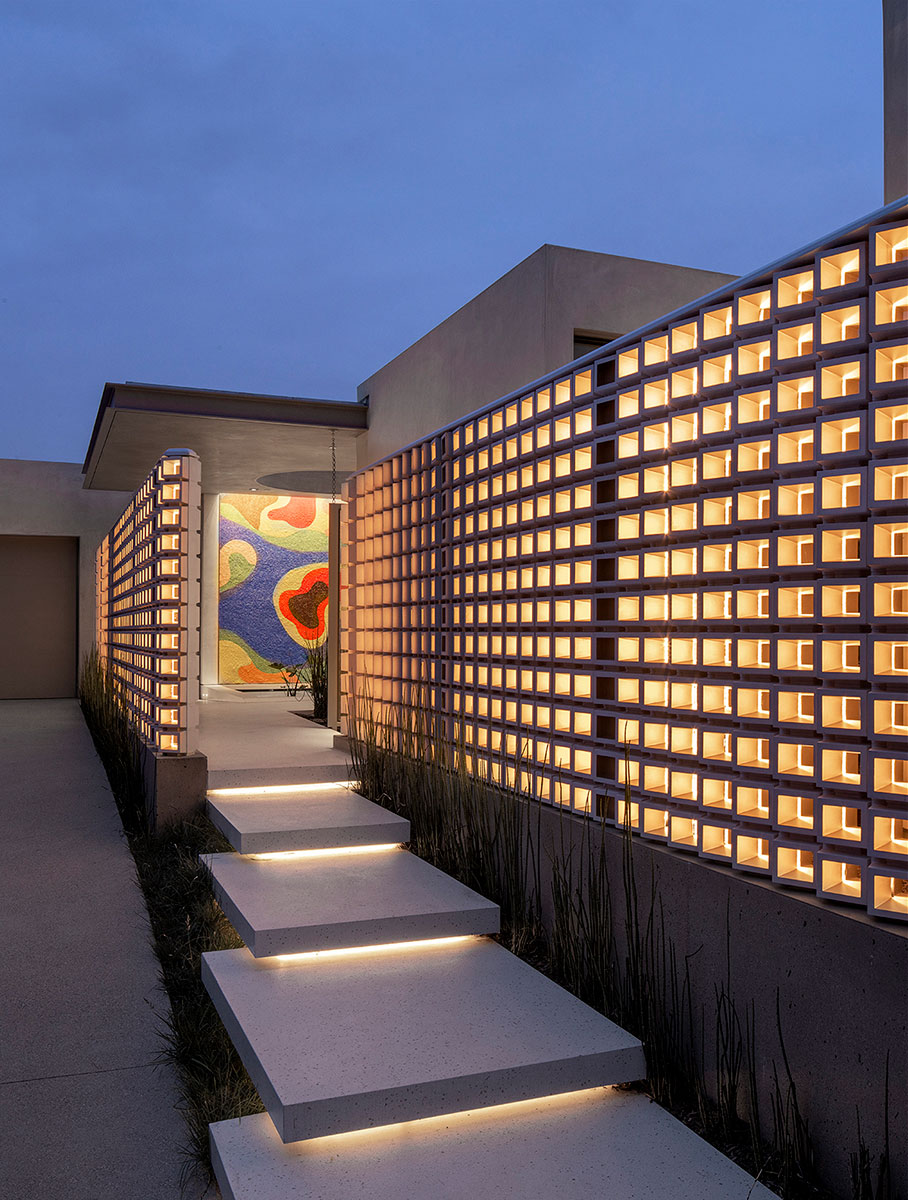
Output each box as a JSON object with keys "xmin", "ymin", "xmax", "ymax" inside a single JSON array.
[
  {"xmin": 210, "ymin": 1086, "xmax": 778, "ymax": 1200},
  {"xmin": 204, "ymin": 846, "xmax": 500, "ymax": 956},
  {"xmin": 208, "ymin": 764, "xmax": 351, "ymax": 791},
  {"xmin": 202, "ymin": 937, "xmax": 645, "ymax": 1143},
  {"xmin": 206, "ymin": 788, "xmax": 410, "ymax": 854}
]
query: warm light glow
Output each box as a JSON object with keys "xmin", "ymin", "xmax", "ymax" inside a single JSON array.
[
  {"xmin": 875, "ymin": 285, "xmax": 908, "ymax": 325},
  {"xmin": 249, "ymin": 844, "xmax": 401, "ymax": 861},
  {"xmin": 289, "ymin": 1085, "xmax": 619, "ymax": 1149},
  {"xmin": 873, "ymin": 874, "xmax": 908, "ymax": 915},
  {"xmin": 208, "ymin": 782, "xmax": 356, "ymax": 797},
  {"xmin": 95, "ymin": 452, "xmax": 198, "ymax": 756},
  {"xmin": 341, "ymin": 219, "xmax": 904, "ymax": 922},
  {"xmin": 275, "ymin": 935, "xmax": 475, "ymax": 963},
  {"xmin": 776, "ymin": 269, "xmax": 814, "ymax": 308},
  {"xmin": 820, "ymin": 247, "xmax": 862, "ymax": 289}
]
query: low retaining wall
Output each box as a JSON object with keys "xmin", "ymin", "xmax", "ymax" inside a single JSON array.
[{"xmin": 533, "ymin": 803, "xmax": 907, "ymax": 1197}]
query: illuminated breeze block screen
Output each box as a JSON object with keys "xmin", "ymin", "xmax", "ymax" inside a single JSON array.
[
  {"xmin": 96, "ymin": 450, "xmax": 201, "ymax": 755},
  {"xmin": 218, "ymin": 493, "xmax": 329, "ymax": 685},
  {"xmin": 342, "ymin": 207, "xmax": 908, "ymax": 923}
]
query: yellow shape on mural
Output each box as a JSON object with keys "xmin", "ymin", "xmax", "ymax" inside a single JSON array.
[
  {"xmin": 218, "ymin": 631, "xmax": 283, "ymax": 684},
  {"xmin": 220, "ymin": 494, "xmax": 328, "ymax": 552}
]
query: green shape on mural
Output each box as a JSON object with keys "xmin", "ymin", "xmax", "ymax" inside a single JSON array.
[{"xmin": 219, "ymin": 539, "xmax": 257, "ymax": 594}]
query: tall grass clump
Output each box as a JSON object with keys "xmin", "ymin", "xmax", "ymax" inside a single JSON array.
[
  {"xmin": 850, "ymin": 1054, "xmax": 894, "ymax": 1200},
  {"xmin": 135, "ymin": 814, "xmax": 265, "ymax": 1186},
  {"xmin": 548, "ymin": 801, "xmax": 700, "ymax": 1116},
  {"xmin": 347, "ymin": 690, "xmax": 882, "ymax": 1200},
  {"xmin": 546, "ymin": 787, "xmax": 837, "ymax": 1199},
  {"xmin": 302, "ymin": 635, "xmax": 329, "ymax": 722},
  {"xmin": 78, "ymin": 650, "xmax": 264, "ymax": 1189},
  {"xmin": 347, "ymin": 687, "xmax": 544, "ymax": 957},
  {"xmin": 548, "ymin": 759, "xmax": 701, "ymax": 1116},
  {"xmin": 79, "ymin": 645, "xmax": 146, "ymax": 832}
]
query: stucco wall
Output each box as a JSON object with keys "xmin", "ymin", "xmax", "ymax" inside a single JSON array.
[
  {"xmin": 0, "ymin": 536, "xmax": 78, "ymax": 697},
  {"xmin": 0, "ymin": 459, "xmax": 132, "ymax": 667},
  {"xmin": 884, "ymin": 0, "xmax": 908, "ymax": 203},
  {"xmin": 357, "ymin": 246, "xmax": 735, "ymax": 466}
]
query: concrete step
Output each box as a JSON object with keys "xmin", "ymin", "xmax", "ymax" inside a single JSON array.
[
  {"xmin": 204, "ymin": 846, "xmax": 500, "ymax": 956},
  {"xmin": 201, "ymin": 937, "xmax": 645, "ymax": 1143},
  {"xmin": 206, "ymin": 788, "xmax": 410, "ymax": 854},
  {"xmin": 210, "ymin": 1087, "xmax": 778, "ymax": 1200},
  {"xmin": 208, "ymin": 764, "xmax": 351, "ymax": 791}
]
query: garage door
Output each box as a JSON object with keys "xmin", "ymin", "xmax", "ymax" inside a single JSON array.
[{"xmin": 0, "ymin": 536, "xmax": 79, "ymax": 698}]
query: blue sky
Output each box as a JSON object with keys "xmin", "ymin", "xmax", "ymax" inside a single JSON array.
[{"xmin": 0, "ymin": 1, "xmax": 883, "ymax": 461}]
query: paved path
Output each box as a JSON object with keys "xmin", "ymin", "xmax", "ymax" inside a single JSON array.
[
  {"xmin": 198, "ymin": 690, "xmax": 350, "ymax": 787},
  {"xmin": 0, "ymin": 700, "xmax": 210, "ymax": 1200},
  {"xmin": 198, "ymin": 689, "xmax": 348, "ymax": 771}
]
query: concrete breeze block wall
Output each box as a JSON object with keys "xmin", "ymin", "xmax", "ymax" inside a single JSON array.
[
  {"xmin": 96, "ymin": 451, "xmax": 202, "ymax": 754},
  {"xmin": 342, "ymin": 201, "xmax": 908, "ymax": 926}
]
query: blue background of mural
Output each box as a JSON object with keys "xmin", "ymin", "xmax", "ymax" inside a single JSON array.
[{"xmin": 219, "ymin": 517, "xmax": 325, "ymax": 668}]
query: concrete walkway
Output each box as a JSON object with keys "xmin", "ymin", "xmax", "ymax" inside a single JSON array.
[
  {"xmin": 0, "ymin": 700, "xmax": 210, "ymax": 1200},
  {"xmin": 198, "ymin": 690, "xmax": 349, "ymax": 786}
]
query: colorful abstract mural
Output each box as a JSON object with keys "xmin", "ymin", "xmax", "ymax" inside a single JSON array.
[{"xmin": 218, "ymin": 493, "xmax": 329, "ymax": 685}]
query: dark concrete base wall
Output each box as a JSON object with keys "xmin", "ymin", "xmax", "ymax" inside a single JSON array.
[
  {"xmin": 140, "ymin": 747, "xmax": 207, "ymax": 830},
  {"xmin": 531, "ymin": 804, "xmax": 907, "ymax": 1198}
]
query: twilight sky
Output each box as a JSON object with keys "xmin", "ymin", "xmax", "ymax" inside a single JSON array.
[{"xmin": 1, "ymin": 0, "xmax": 883, "ymax": 463}]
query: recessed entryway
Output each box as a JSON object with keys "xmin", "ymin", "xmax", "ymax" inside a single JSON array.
[{"xmin": 0, "ymin": 535, "xmax": 78, "ymax": 698}]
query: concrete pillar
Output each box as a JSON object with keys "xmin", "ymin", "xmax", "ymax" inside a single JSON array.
[
  {"xmin": 884, "ymin": 0, "xmax": 908, "ymax": 202},
  {"xmin": 327, "ymin": 501, "xmax": 342, "ymax": 730},
  {"xmin": 174, "ymin": 449, "xmax": 202, "ymax": 754}
]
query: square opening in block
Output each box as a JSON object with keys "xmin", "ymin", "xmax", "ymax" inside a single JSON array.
[
  {"xmin": 872, "ymin": 873, "xmax": 908, "ymax": 917},
  {"xmin": 873, "ymin": 223, "xmax": 908, "ymax": 267},
  {"xmin": 820, "ymin": 857, "xmax": 863, "ymax": 900},
  {"xmin": 776, "ymin": 845, "xmax": 815, "ymax": 884},
  {"xmin": 776, "ymin": 268, "xmax": 815, "ymax": 309},
  {"xmin": 701, "ymin": 822, "xmax": 733, "ymax": 858},
  {"xmin": 873, "ymin": 285, "xmax": 908, "ymax": 327},
  {"xmin": 819, "ymin": 247, "xmax": 863, "ymax": 290}
]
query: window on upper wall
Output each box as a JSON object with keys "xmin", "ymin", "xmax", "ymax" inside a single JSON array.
[{"xmin": 573, "ymin": 329, "xmax": 617, "ymax": 359}]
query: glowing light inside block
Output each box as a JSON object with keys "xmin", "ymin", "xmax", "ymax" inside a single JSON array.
[{"xmin": 340, "ymin": 222, "xmax": 905, "ymax": 924}]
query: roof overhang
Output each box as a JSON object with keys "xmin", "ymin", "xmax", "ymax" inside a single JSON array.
[{"xmin": 82, "ymin": 382, "xmax": 368, "ymax": 494}]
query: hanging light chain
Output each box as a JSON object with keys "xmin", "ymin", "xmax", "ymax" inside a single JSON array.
[{"xmin": 331, "ymin": 428, "xmax": 337, "ymax": 503}]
